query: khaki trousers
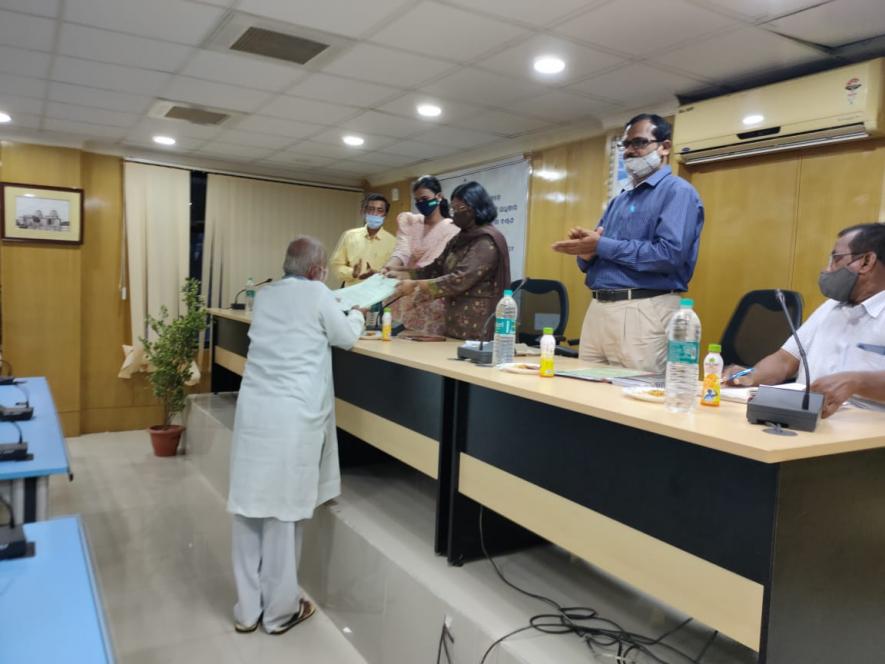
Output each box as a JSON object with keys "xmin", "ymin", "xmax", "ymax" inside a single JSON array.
[{"xmin": 578, "ymin": 293, "xmax": 681, "ymax": 373}]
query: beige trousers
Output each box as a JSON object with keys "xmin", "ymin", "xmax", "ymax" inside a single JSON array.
[{"xmin": 579, "ymin": 293, "xmax": 681, "ymax": 373}]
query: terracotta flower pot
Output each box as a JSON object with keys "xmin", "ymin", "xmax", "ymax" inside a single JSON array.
[{"xmin": 148, "ymin": 424, "xmax": 184, "ymax": 457}]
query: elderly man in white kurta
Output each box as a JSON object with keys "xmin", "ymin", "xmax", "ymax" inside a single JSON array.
[{"xmin": 228, "ymin": 236, "xmax": 364, "ymax": 635}]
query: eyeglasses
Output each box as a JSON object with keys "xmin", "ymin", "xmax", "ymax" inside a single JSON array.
[
  {"xmin": 450, "ymin": 205, "xmax": 470, "ymax": 214},
  {"xmin": 828, "ymin": 251, "xmax": 855, "ymax": 266},
  {"xmin": 617, "ymin": 138, "xmax": 663, "ymax": 151}
]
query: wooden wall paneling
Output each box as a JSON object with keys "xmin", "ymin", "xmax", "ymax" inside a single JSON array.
[
  {"xmin": 685, "ymin": 154, "xmax": 801, "ymax": 355},
  {"xmin": 0, "ymin": 143, "xmax": 83, "ymax": 435},
  {"xmin": 792, "ymin": 139, "xmax": 885, "ymax": 315}
]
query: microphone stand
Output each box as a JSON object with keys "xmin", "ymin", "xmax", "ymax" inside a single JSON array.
[
  {"xmin": 231, "ymin": 278, "xmax": 272, "ymax": 310},
  {"xmin": 457, "ymin": 278, "xmax": 530, "ymax": 365}
]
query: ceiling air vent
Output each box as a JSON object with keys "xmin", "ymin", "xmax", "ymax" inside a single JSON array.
[
  {"xmin": 230, "ymin": 27, "xmax": 329, "ymax": 65},
  {"xmin": 203, "ymin": 12, "xmax": 352, "ymax": 70},
  {"xmin": 163, "ymin": 105, "xmax": 230, "ymax": 126}
]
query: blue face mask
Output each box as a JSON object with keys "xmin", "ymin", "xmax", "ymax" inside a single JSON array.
[
  {"xmin": 415, "ymin": 198, "xmax": 439, "ymax": 217},
  {"xmin": 364, "ymin": 214, "xmax": 385, "ymax": 229}
]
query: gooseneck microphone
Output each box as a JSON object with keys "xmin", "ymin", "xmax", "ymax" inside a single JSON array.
[
  {"xmin": 745, "ymin": 289, "xmax": 824, "ymax": 432},
  {"xmin": 0, "ymin": 381, "xmax": 32, "ymax": 421},
  {"xmin": 457, "ymin": 278, "xmax": 529, "ymax": 365},
  {"xmin": 231, "ymin": 278, "xmax": 272, "ymax": 310}
]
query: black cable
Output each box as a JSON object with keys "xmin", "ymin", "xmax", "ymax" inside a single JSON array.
[
  {"xmin": 436, "ymin": 619, "xmax": 455, "ymax": 664},
  {"xmin": 0, "ymin": 493, "xmax": 15, "ymax": 528},
  {"xmin": 477, "ymin": 506, "xmax": 718, "ymax": 664}
]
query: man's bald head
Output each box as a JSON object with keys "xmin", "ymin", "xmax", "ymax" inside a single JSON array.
[{"xmin": 283, "ymin": 235, "xmax": 327, "ymax": 280}]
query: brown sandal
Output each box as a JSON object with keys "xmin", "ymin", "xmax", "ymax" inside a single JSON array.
[{"xmin": 267, "ymin": 599, "xmax": 316, "ymax": 635}]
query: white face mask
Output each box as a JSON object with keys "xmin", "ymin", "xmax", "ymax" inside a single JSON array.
[{"xmin": 624, "ymin": 149, "xmax": 662, "ymax": 181}]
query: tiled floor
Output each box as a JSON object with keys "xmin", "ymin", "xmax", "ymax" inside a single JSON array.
[{"xmin": 49, "ymin": 430, "xmax": 367, "ymax": 664}]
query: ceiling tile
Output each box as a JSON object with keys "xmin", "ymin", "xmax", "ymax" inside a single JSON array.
[
  {"xmin": 345, "ymin": 151, "xmax": 420, "ymax": 167},
  {"xmin": 552, "ymin": 0, "xmax": 737, "ymax": 57},
  {"xmin": 374, "ymin": 93, "xmax": 484, "ymax": 125},
  {"xmin": 417, "ymin": 125, "xmax": 502, "ymax": 149},
  {"xmin": 340, "ymin": 110, "xmax": 428, "ymax": 139},
  {"xmin": 286, "ymin": 73, "xmax": 402, "ymax": 107},
  {"xmin": 45, "ymin": 101, "xmax": 140, "ymax": 128},
  {"xmin": 0, "ymin": 94, "xmax": 43, "ymax": 116},
  {"xmin": 0, "ymin": 45, "xmax": 52, "ymax": 79},
  {"xmin": 322, "ymin": 43, "xmax": 455, "ymax": 88},
  {"xmin": 695, "ymin": 0, "xmax": 826, "ymax": 22},
  {"xmin": 654, "ymin": 26, "xmax": 824, "ymax": 82},
  {"xmin": 63, "ymin": 0, "xmax": 226, "ymax": 45},
  {"xmin": 765, "ymin": 0, "xmax": 885, "ymax": 48},
  {"xmin": 0, "ymin": 9, "xmax": 56, "ymax": 50},
  {"xmin": 326, "ymin": 159, "xmax": 388, "ymax": 176},
  {"xmin": 568, "ymin": 63, "xmax": 708, "ymax": 107},
  {"xmin": 0, "ymin": 112, "xmax": 41, "ymax": 129},
  {"xmin": 509, "ymin": 90, "xmax": 618, "ymax": 123},
  {"xmin": 308, "ymin": 128, "xmax": 398, "ymax": 151},
  {"xmin": 259, "ymin": 95, "xmax": 358, "ymax": 125},
  {"xmin": 370, "ymin": 3, "xmax": 528, "ymax": 62},
  {"xmin": 419, "ymin": 68, "xmax": 547, "ymax": 107},
  {"xmin": 48, "ymin": 82, "xmax": 154, "ymax": 113},
  {"xmin": 44, "ymin": 117, "xmax": 131, "ymax": 139},
  {"xmin": 214, "ymin": 128, "xmax": 298, "ymax": 148},
  {"xmin": 0, "ymin": 72, "xmax": 47, "ymax": 98},
  {"xmin": 445, "ymin": 0, "xmax": 595, "ymax": 27},
  {"xmin": 58, "ymin": 23, "xmax": 194, "ymax": 72},
  {"xmin": 258, "ymin": 152, "xmax": 337, "ymax": 168},
  {"xmin": 51, "ymin": 56, "xmax": 173, "ymax": 96},
  {"xmin": 234, "ymin": 114, "xmax": 325, "ymax": 139},
  {"xmin": 161, "ymin": 76, "xmax": 273, "ymax": 113},
  {"xmin": 0, "ymin": 0, "xmax": 60, "ymax": 18},
  {"xmin": 382, "ymin": 139, "xmax": 461, "ymax": 159},
  {"xmin": 181, "ymin": 50, "xmax": 307, "ymax": 92},
  {"xmin": 235, "ymin": 0, "xmax": 415, "ymax": 39},
  {"xmin": 123, "ymin": 133, "xmax": 205, "ymax": 151},
  {"xmin": 194, "ymin": 141, "xmax": 276, "ymax": 160},
  {"xmin": 479, "ymin": 34, "xmax": 625, "ymax": 84},
  {"xmin": 286, "ymin": 140, "xmax": 363, "ymax": 160},
  {"xmin": 448, "ymin": 110, "xmax": 553, "ymax": 136}
]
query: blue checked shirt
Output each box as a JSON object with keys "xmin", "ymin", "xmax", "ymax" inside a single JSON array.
[{"xmin": 577, "ymin": 165, "xmax": 704, "ymax": 291}]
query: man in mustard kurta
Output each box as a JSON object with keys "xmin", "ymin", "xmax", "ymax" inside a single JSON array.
[{"xmin": 330, "ymin": 193, "xmax": 396, "ymax": 287}]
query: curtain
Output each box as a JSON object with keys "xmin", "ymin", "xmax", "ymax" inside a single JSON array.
[
  {"xmin": 202, "ymin": 174, "xmax": 363, "ymax": 309},
  {"xmin": 119, "ymin": 162, "xmax": 190, "ymax": 377}
]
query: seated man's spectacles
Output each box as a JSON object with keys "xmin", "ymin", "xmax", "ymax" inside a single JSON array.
[
  {"xmin": 617, "ymin": 138, "xmax": 662, "ymax": 151},
  {"xmin": 829, "ymin": 251, "xmax": 855, "ymax": 266}
]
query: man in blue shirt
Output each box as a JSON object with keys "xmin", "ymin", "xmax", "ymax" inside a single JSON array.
[{"xmin": 553, "ymin": 113, "xmax": 704, "ymax": 372}]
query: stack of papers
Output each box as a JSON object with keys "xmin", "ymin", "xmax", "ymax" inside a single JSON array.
[
  {"xmin": 332, "ymin": 274, "xmax": 398, "ymax": 311},
  {"xmin": 556, "ymin": 367, "xmax": 654, "ymax": 382}
]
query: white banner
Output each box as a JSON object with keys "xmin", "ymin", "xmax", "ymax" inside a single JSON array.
[{"xmin": 437, "ymin": 157, "xmax": 530, "ymax": 282}]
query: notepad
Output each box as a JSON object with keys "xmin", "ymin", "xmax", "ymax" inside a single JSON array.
[
  {"xmin": 556, "ymin": 367, "xmax": 653, "ymax": 382},
  {"xmin": 332, "ymin": 274, "xmax": 398, "ymax": 310}
]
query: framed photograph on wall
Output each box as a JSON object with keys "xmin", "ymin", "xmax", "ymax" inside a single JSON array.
[{"xmin": 0, "ymin": 182, "xmax": 84, "ymax": 245}]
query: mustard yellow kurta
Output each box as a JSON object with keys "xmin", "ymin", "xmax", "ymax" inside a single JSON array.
[{"xmin": 330, "ymin": 226, "xmax": 396, "ymax": 287}]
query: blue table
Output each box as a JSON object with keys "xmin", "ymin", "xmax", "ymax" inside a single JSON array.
[
  {"xmin": 0, "ymin": 377, "xmax": 70, "ymax": 523},
  {"xmin": 0, "ymin": 516, "xmax": 114, "ymax": 663}
]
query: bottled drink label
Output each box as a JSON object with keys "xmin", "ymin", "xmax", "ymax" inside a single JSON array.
[
  {"xmin": 539, "ymin": 356, "xmax": 555, "ymax": 377},
  {"xmin": 667, "ymin": 340, "xmax": 699, "ymax": 364},
  {"xmin": 495, "ymin": 317, "xmax": 515, "ymax": 335},
  {"xmin": 701, "ymin": 373, "xmax": 721, "ymax": 406}
]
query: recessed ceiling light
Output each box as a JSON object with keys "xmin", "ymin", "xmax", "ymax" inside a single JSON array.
[
  {"xmin": 152, "ymin": 135, "xmax": 176, "ymax": 146},
  {"xmin": 342, "ymin": 135, "xmax": 364, "ymax": 147},
  {"xmin": 533, "ymin": 55, "xmax": 565, "ymax": 75},
  {"xmin": 0, "ymin": 112, "xmax": 11, "ymax": 124},
  {"xmin": 742, "ymin": 114, "xmax": 764, "ymax": 126},
  {"xmin": 417, "ymin": 103, "xmax": 442, "ymax": 118}
]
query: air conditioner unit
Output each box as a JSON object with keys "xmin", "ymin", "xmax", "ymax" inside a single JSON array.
[{"xmin": 673, "ymin": 58, "xmax": 885, "ymax": 165}]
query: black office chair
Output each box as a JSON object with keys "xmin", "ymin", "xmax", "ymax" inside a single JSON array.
[
  {"xmin": 510, "ymin": 279, "xmax": 578, "ymax": 357},
  {"xmin": 719, "ymin": 289, "xmax": 804, "ymax": 368}
]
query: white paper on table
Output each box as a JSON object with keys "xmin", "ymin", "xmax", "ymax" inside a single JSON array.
[{"xmin": 332, "ymin": 274, "xmax": 398, "ymax": 311}]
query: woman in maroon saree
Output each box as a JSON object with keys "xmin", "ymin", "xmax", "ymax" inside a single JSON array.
[{"xmin": 393, "ymin": 181, "xmax": 510, "ymax": 340}]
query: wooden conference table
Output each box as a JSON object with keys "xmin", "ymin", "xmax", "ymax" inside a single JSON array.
[{"xmin": 208, "ymin": 307, "xmax": 885, "ymax": 663}]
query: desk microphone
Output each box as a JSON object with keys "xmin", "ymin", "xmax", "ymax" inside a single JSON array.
[
  {"xmin": 746, "ymin": 289, "xmax": 823, "ymax": 432},
  {"xmin": 231, "ymin": 278, "xmax": 272, "ymax": 310},
  {"xmin": 457, "ymin": 278, "xmax": 529, "ymax": 365},
  {"xmin": 0, "ymin": 381, "xmax": 32, "ymax": 421},
  {"xmin": 0, "ymin": 493, "xmax": 31, "ymax": 560},
  {"xmin": 0, "ymin": 421, "xmax": 30, "ymax": 462}
]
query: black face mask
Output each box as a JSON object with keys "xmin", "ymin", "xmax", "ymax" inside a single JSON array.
[
  {"xmin": 452, "ymin": 209, "xmax": 474, "ymax": 229},
  {"xmin": 818, "ymin": 257, "xmax": 862, "ymax": 302}
]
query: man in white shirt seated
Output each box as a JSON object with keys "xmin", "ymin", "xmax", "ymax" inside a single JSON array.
[{"xmin": 725, "ymin": 222, "xmax": 885, "ymax": 418}]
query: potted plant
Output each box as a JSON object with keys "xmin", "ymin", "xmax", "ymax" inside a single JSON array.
[{"xmin": 141, "ymin": 278, "xmax": 206, "ymax": 457}]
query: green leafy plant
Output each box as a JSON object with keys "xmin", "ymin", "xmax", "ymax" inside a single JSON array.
[{"xmin": 141, "ymin": 278, "xmax": 207, "ymax": 427}]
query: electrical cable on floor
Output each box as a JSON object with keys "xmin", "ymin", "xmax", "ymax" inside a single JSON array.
[
  {"xmin": 436, "ymin": 618, "xmax": 455, "ymax": 664},
  {"xmin": 477, "ymin": 506, "xmax": 720, "ymax": 664}
]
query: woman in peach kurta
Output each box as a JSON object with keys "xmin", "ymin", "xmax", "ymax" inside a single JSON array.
[{"xmin": 384, "ymin": 176, "xmax": 459, "ymax": 335}]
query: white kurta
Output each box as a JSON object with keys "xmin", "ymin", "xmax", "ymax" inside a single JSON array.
[{"xmin": 227, "ymin": 277, "xmax": 364, "ymax": 522}]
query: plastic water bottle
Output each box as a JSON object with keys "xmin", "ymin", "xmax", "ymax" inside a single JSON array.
[
  {"xmin": 700, "ymin": 343, "xmax": 723, "ymax": 407},
  {"xmin": 492, "ymin": 289, "xmax": 518, "ymax": 366},
  {"xmin": 381, "ymin": 307, "xmax": 392, "ymax": 341},
  {"xmin": 665, "ymin": 298, "xmax": 701, "ymax": 413},
  {"xmin": 539, "ymin": 327, "xmax": 556, "ymax": 377},
  {"xmin": 244, "ymin": 277, "xmax": 256, "ymax": 312}
]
